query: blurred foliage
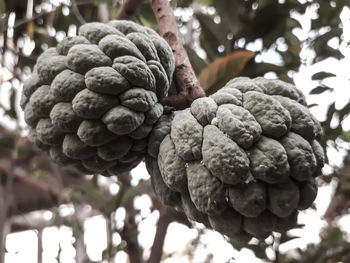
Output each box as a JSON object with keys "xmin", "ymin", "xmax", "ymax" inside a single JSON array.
[
  {"xmin": 1, "ymin": 0, "xmax": 350, "ymax": 262},
  {"xmin": 281, "ymin": 225, "xmax": 350, "ymax": 263}
]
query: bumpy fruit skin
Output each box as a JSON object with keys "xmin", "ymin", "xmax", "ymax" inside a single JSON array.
[
  {"xmin": 146, "ymin": 77, "xmax": 325, "ymax": 241},
  {"xmin": 22, "ymin": 20, "xmax": 175, "ymax": 176}
]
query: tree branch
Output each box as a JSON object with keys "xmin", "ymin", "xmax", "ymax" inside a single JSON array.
[
  {"xmin": 116, "ymin": 0, "xmax": 145, "ymax": 20},
  {"xmin": 70, "ymin": 0, "xmax": 86, "ymax": 25},
  {"xmin": 148, "ymin": 206, "xmax": 191, "ymax": 263},
  {"xmin": 148, "ymin": 208, "xmax": 171, "ymax": 263},
  {"xmin": 0, "ymin": 142, "xmax": 16, "ymax": 261},
  {"xmin": 120, "ymin": 201, "xmax": 142, "ymax": 263},
  {"xmin": 151, "ymin": 0, "xmax": 206, "ymax": 110}
]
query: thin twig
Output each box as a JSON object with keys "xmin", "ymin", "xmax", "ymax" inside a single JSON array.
[
  {"xmin": 116, "ymin": 0, "xmax": 145, "ymax": 20},
  {"xmin": 71, "ymin": 0, "xmax": 86, "ymax": 25},
  {"xmin": 151, "ymin": 0, "xmax": 206, "ymax": 110}
]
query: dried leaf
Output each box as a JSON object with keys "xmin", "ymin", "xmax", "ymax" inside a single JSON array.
[{"xmin": 198, "ymin": 50, "xmax": 256, "ymax": 95}]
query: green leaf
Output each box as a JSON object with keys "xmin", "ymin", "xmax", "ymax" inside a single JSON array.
[
  {"xmin": 197, "ymin": 0, "xmax": 213, "ymax": 6},
  {"xmin": 196, "ymin": 13, "xmax": 231, "ymax": 51},
  {"xmin": 309, "ymin": 86, "xmax": 333, "ymax": 95},
  {"xmin": 0, "ymin": 0, "xmax": 5, "ymax": 17},
  {"xmin": 308, "ymin": 103, "xmax": 319, "ymax": 108},
  {"xmin": 280, "ymin": 232, "xmax": 300, "ymax": 244},
  {"xmin": 139, "ymin": 2, "xmax": 157, "ymax": 27},
  {"xmin": 287, "ymin": 17, "xmax": 303, "ymax": 29},
  {"xmin": 343, "ymin": 130, "xmax": 350, "ymax": 141},
  {"xmin": 312, "ymin": 28, "xmax": 343, "ymax": 59},
  {"xmin": 257, "ymin": 0, "xmax": 274, "ymax": 11},
  {"xmin": 198, "ymin": 50, "xmax": 256, "ymax": 95},
  {"xmin": 175, "ymin": 0, "xmax": 194, "ymax": 8},
  {"xmin": 213, "ymin": 0, "xmax": 245, "ymax": 35},
  {"xmin": 247, "ymin": 244, "xmax": 268, "ymax": 259},
  {"xmin": 312, "ymin": 71, "xmax": 336, "ymax": 80},
  {"xmin": 229, "ymin": 240, "xmax": 249, "ymax": 251},
  {"xmin": 196, "ymin": 13, "xmax": 231, "ymax": 60},
  {"xmin": 338, "ymin": 102, "xmax": 350, "ymax": 121},
  {"xmin": 239, "ymin": 61, "xmax": 286, "ymax": 78},
  {"xmin": 185, "ymin": 45, "xmax": 207, "ymax": 75},
  {"xmin": 247, "ymin": 2, "xmax": 297, "ymax": 46}
]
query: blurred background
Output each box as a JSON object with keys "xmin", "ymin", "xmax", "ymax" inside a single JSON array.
[{"xmin": 0, "ymin": 0, "xmax": 350, "ymax": 262}]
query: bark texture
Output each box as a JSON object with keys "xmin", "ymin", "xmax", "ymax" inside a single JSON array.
[{"xmin": 151, "ymin": 0, "xmax": 206, "ymax": 110}]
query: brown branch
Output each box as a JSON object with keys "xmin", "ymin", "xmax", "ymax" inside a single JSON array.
[
  {"xmin": 0, "ymin": 144, "xmax": 16, "ymax": 261},
  {"xmin": 148, "ymin": 206, "xmax": 191, "ymax": 263},
  {"xmin": 120, "ymin": 201, "xmax": 142, "ymax": 263},
  {"xmin": 71, "ymin": 0, "xmax": 86, "ymax": 25},
  {"xmin": 148, "ymin": 208, "xmax": 171, "ymax": 263},
  {"xmin": 151, "ymin": 0, "xmax": 206, "ymax": 110},
  {"xmin": 116, "ymin": 0, "xmax": 145, "ymax": 20}
]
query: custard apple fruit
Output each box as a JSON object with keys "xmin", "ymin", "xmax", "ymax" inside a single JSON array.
[
  {"xmin": 22, "ymin": 20, "xmax": 175, "ymax": 176},
  {"xmin": 146, "ymin": 77, "xmax": 324, "ymax": 241}
]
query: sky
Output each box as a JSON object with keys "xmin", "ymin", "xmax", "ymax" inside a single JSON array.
[{"xmin": 1, "ymin": 2, "xmax": 350, "ymax": 263}]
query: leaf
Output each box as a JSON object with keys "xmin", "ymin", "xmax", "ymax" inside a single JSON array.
[
  {"xmin": 343, "ymin": 130, "xmax": 350, "ymax": 141},
  {"xmin": 308, "ymin": 103, "xmax": 319, "ymax": 108},
  {"xmin": 338, "ymin": 102, "xmax": 350, "ymax": 121},
  {"xmin": 213, "ymin": 0, "xmax": 245, "ymax": 35},
  {"xmin": 287, "ymin": 17, "xmax": 303, "ymax": 29},
  {"xmin": 199, "ymin": 28, "xmax": 220, "ymax": 61},
  {"xmin": 280, "ymin": 232, "xmax": 300, "ymax": 244},
  {"xmin": 196, "ymin": 13, "xmax": 231, "ymax": 61},
  {"xmin": 0, "ymin": 0, "xmax": 5, "ymax": 17},
  {"xmin": 239, "ymin": 61, "xmax": 286, "ymax": 78},
  {"xmin": 185, "ymin": 45, "xmax": 207, "ymax": 75},
  {"xmin": 196, "ymin": 13, "xmax": 231, "ymax": 52},
  {"xmin": 312, "ymin": 71, "xmax": 336, "ymax": 80},
  {"xmin": 176, "ymin": 0, "xmax": 194, "ymax": 8},
  {"xmin": 309, "ymin": 85, "xmax": 333, "ymax": 95},
  {"xmin": 229, "ymin": 240, "xmax": 248, "ymax": 251},
  {"xmin": 139, "ymin": 2, "xmax": 157, "ymax": 27},
  {"xmin": 247, "ymin": 244, "xmax": 268, "ymax": 259},
  {"xmin": 198, "ymin": 50, "xmax": 256, "ymax": 94},
  {"xmin": 248, "ymin": 2, "xmax": 297, "ymax": 46},
  {"xmin": 312, "ymin": 28, "xmax": 343, "ymax": 56},
  {"xmin": 197, "ymin": 0, "xmax": 213, "ymax": 6}
]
